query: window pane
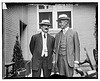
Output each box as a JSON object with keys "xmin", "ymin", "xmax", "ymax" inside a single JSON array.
[
  {"xmin": 39, "ymin": 12, "xmax": 52, "ymax": 28},
  {"xmin": 57, "ymin": 11, "xmax": 71, "ymax": 28},
  {"xmin": 39, "ymin": 5, "xmax": 45, "ymax": 9}
]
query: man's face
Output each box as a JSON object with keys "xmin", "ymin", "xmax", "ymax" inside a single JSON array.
[
  {"xmin": 60, "ymin": 19, "xmax": 69, "ymax": 29},
  {"xmin": 41, "ymin": 25, "xmax": 49, "ymax": 33}
]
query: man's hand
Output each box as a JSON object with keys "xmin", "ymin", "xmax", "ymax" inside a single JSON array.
[
  {"xmin": 74, "ymin": 61, "xmax": 80, "ymax": 75},
  {"xmin": 74, "ymin": 61, "xmax": 79, "ymax": 69},
  {"xmin": 74, "ymin": 63, "xmax": 79, "ymax": 69}
]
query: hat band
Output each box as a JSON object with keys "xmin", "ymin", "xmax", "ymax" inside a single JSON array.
[
  {"xmin": 40, "ymin": 22, "xmax": 51, "ymax": 25},
  {"xmin": 59, "ymin": 17, "xmax": 70, "ymax": 19}
]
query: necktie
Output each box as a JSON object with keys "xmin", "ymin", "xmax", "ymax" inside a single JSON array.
[
  {"xmin": 63, "ymin": 29, "xmax": 66, "ymax": 34},
  {"xmin": 44, "ymin": 33, "xmax": 46, "ymax": 38}
]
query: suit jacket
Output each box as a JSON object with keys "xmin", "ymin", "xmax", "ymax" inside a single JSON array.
[
  {"xmin": 54, "ymin": 28, "xmax": 80, "ymax": 67},
  {"xmin": 29, "ymin": 33, "xmax": 55, "ymax": 70}
]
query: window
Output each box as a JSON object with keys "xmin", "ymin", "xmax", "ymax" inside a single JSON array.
[
  {"xmin": 37, "ymin": 4, "xmax": 73, "ymax": 31},
  {"xmin": 39, "ymin": 12, "xmax": 52, "ymax": 28},
  {"xmin": 39, "ymin": 5, "xmax": 45, "ymax": 9},
  {"xmin": 57, "ymin": 11, "xmax": 71, "ymax": 28}
]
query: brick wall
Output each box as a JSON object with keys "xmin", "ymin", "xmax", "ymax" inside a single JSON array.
[
  {"xmin": 3, "ymin": 7, "xmax": 19, "ymax": 63},
  {"xmin": 3, "ymin": 4, "xmax": 28, "ymax": 63},
  {"xmin": 2, "ymin": 4, "xmax": 28, "ymax": 77}
]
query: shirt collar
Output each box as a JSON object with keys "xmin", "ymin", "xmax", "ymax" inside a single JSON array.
[
  {"xmin": 63, "ymin": 27, "xmax": 69, "ymax": 32},
  {"xmin": 41, "ymin": 31, "xmax": 47, "ymax": 37},
  {"xmin": 65, "ymin": 27, "xmax": 69, "ymax": 31}
]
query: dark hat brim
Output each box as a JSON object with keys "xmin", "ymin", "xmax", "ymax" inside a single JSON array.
[
  {"xmin": 56, "ymin": 17, "xmax": 70, "ymax": 21},
  {"xmin": 39, "ymin": 23, "xmax": 51, "ymax": 26}
]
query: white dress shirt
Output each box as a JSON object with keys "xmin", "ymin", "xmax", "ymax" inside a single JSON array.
[
  {"xmin": 63, "ymin": 27, "xmax": 69, "ymax": 34},
  {"xmin": 41, "ymin": 32, "xmax": 48, "ymax": 57}
]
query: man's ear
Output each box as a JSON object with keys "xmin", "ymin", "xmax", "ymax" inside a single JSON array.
[{"xmin": 40, "ymin": 25, "xmax": 42, "ymax": 29}]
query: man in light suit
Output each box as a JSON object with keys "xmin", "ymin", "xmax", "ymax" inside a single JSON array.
[
  {"xmin": 53, "ymin": 14, "xmax": 80, "ymax": 77},
  {"xmin": 29, "ymin": 20, "xmax": 55, "ymax": 77}
]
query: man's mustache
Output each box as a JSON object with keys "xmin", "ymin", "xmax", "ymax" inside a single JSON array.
[{"xmin": 45, "ymin": 28, "xmax": 49, "ymax": 30}]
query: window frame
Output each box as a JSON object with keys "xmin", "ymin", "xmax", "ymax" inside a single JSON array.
[{"xmin": 37, "ymin": 4, "xmax": 73, "ymax": 32}]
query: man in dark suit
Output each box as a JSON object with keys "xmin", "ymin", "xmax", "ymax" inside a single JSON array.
[
  {"xmin": 29, "ymin": 20, "xmax": 55, "ymax": 77},
  {"xmin": 53, "ymin": 14, "xmax": 80, "ymax": 77}
]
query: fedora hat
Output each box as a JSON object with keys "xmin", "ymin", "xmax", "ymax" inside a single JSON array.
[
  {"xmin": 39, "ymin": 19, "xmax": 51, "ymax": 26},
  {"xmin": 57, "ymin": 14, "xmax": 70, "ymax": 21}
]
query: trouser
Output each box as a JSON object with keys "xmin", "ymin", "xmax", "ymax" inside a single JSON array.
[
  {"xmin": 32, "ymin": 56, "xmax": 51, "ymax": 77},
  {"xmin": 58, "ymin": 55, "xmax": 74, "ymax": 77}
]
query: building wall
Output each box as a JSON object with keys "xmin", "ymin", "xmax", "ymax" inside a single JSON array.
[
  {"xmin": 3, "ymin": 6, "xmax": 20, "ymax": 78},
  {"xmin": 19, "ymin": 5, "xmax": 28, "ymax": 60},
  {"xmin": 3, "ymin": 3, "xmax": 97, "ymax": 77},
  {"xmin": 27, "ymin": 5, "xmax": 37, "ymax": 60},
  {"xmin": 3, "ymin": 6, "xmax": 20, "ymax": 63},
  {"xmin": 73, "ymin": 4, "xmax": 96, "ymax": 65},
  {"xmin": 3, "ymin": 4, "xmax": 37, "ymax": 63},
  {"xmin": 3, "ymin": 4, "xmax": 28, "ymax": 77}
]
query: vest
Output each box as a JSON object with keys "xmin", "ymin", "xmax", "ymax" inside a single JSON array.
[{"xmin": 59, "ymin": 33, "xmax": 67, "ymax": 55}]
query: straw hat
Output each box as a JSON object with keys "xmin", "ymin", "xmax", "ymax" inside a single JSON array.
[
  {"xmin": 57, "ymin": 14, "xmax": 70, "ymax": 21},
  {"xmin": 39, "ymin": 19, "xmax": 51, "ymax": 26}
]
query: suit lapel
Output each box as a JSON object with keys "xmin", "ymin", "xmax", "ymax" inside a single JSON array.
[
  {"xmin": 66, "ymin": 28, "xmax": 73, "ymax": 48},
  {"xmin": 65, "ymin": 28, "xmax": 69, "ymax": 44},
  {"xmin": 47, "ymin": 33, "xmax": 50, "ymax": 51},
  {"xmin": 59, "ymin": 31, "xmax": 63, "ymax": 44},
  {"xmin": 39, "ymin": 33, "xmax": 43, "ymax": 49},
  {"xmin": 57, "ymin": 31, "xmax": 63, "ymax": 52}
]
